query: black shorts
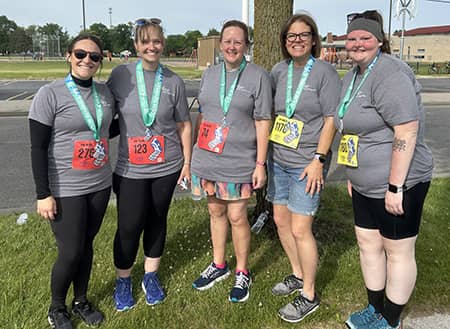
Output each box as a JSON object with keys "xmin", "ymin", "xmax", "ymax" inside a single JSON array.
[{"xmin": 352, "ymin": 181, "xmax": 430, "ymax": 240}]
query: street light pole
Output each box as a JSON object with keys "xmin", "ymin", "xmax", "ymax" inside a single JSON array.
[
  {"xmin": 109, "ymin": 7, "xmax": 112, "ymax": 28},
  {"xmin": 82, "ymin": 0, "xmax": 86, "ymax": 31},
  {"xmin": 388, "ymin": 0, "xmax": 393, "ymax": 41}
]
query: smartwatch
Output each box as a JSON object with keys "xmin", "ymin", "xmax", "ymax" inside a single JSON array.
[
  {"xmin": 388, "ymin": 183, "xmax": 406, "ymax": 193},
  {"xmin": 314, "ymin": 152, "xmax": 326, "ymax": 164}
]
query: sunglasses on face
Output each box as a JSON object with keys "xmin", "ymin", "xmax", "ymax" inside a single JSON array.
[
  {"xmin": 73, "ymin": 49, "xmax": 102, "ymax": 63},
  {"xmin": 134, "ymin": 18, "xmax": 162, "ymax": 27}
]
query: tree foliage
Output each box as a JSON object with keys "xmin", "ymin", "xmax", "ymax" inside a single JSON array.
[{"xmin": 0, "ymin": 15, "xmax": 17, "ymax": 54}]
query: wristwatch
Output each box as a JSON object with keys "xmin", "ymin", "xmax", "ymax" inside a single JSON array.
[
  {"xmin": 388, "ymin": 183, "xmax": 406, "ymax": 193},
  {"xmin": 314, "ymin": 152, "xmax": 326, "ymax": 164}
]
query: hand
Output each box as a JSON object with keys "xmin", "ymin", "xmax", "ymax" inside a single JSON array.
[
  {"xmin": 385, "ymin": 191, "xmax": 404, "ymax": 216},
  {"xmin": 177, "ymin": 165, "xmax": 191, "ymax": 189},
  {"xmin": 300, "ymin": 161, "xmax": 324, "ymax": 196},
  {"xmin": 37, "ymin": 196, "xmax": 57, "ymax": 220},
  {"xmin": 347, "ymin": 180, "xmax": 352, "ymax": 197},
  {"xmin": 252, "ymin": 166, "xmax": 267, "ymax": 190}
]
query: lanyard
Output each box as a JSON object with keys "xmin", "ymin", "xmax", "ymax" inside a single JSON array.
[
  {"xmin": 285, "ymin": 56, "xmax": 315, "ymax": 118},
  {"xmin": 338, "ymin": 52, "xmax": 380, "ymax": 119},
  {"xmin": 65, "ymin": 74, "xmax": 103, "ymax": 141},
  {"xmin": 220, "ymin": 59, "xmax": 247, "ymax": 117},
  {"xmin": 136, "ymin": 60, "xmax": 164, "ymax": 127}
]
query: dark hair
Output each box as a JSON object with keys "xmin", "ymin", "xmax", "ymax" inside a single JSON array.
[
  {"xmin": 351, "ymin": 10, "xmax": 391, "ymax": 54},
  {"xmin": 220, "ymin": 20, "xmax": 250, "ymax": 46},
  {"xmin": 68, "ymin": 33, "xmax": 104, "ymax": 55},
  {"xmin": 279, "ymin": 14, "xmax": 322, "ymax": 59},
  {"xmin": 134, "ymin": 20, "xmax": 165, "ymax": 45}
]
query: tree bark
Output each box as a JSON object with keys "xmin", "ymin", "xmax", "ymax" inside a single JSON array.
[{"xmin": 252, "ymin": 0, "xmax": 293, "ymax": 234}]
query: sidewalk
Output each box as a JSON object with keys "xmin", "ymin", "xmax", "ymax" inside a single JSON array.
[{"xmin": 0, "ymin": 92, "xmax": 449, "ymax": 117}]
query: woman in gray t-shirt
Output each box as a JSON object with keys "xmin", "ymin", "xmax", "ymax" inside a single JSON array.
[
  {"xmin": 107, "ymin": 18, "xmax": 192, "ymax": 311},
  {"xmin": 337, "ymin": 11, "xmax": 433, "ymax": 329},
  {"xmin": 267, "ymin": 14, "xmax": 341, "ymax": 323},
  {"xmin": 191, "ymin": 20, "xmax": 272, "ymax": 303},
  {"xmin": 29, "ymin": 34, "xmax": 114, "ymax": 328}
]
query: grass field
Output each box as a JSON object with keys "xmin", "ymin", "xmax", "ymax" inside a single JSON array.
[
  {"xmin": 1, "ymin": 179, "xmax": 449, "ymax": 329},
  {"xmin": 0, "ymin": 58, "xmax": 202, "ymax": 80}
]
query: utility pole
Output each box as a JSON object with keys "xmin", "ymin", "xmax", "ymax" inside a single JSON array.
[
  {"xmin": 388, "ymin": 0, "xmax": 393, "ymax": 41},
  {"xmin": 109, "ymin": 7, "xmax": 112, "ymax": 28},
  {"xmin": 242, "ymin": 0, "xmax": 249, "ymax": 25},
  {"xmin": 82, "ymin": 0, "xmax": 86, "ymax": 31}
]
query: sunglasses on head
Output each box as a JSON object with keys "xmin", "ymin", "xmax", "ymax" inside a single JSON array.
[
  {"xmin": 73, "ymin": 49, "xmax": 103, "ymax": 63},
  {"xmin": 134, "ymin": 18, "xmax": 162, "ymax": 27}
]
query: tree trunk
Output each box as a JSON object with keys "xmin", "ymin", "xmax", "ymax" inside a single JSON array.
[{"xmin": 252, "ymin": 0, "xmax": 293, "ymax": 235}]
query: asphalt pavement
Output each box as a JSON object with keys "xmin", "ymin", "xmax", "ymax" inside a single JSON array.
[{"xmin": 0, "ymin": 88, "xmax": 449, "ymax": 329}]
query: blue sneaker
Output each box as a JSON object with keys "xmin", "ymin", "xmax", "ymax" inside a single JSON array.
[
  {"xmin": 229, "ymin": 271, "xmax": 252, "ymax": 303},
  {"xmin": 356, "ymin": 315, "xmax": 402, "ymax": 329},
  {"xmin": 192, "ymin": 262, "xmax": 231, "ymax": 290},
  {"xmin": 113, "ymin": 277, "xmax": 135, "ymax": 311},
  {"xmin": 346, "ymin": 304, "xmax": 379, "ymax": 329},
  {"xmin": 141, "ymin": 272, "xmax": 165, "ymax": 305}
]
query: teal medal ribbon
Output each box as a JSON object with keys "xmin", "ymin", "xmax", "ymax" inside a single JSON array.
[
  {"xmin": 136, "ymin": 60, "xmax": 164, "ymax": 140},
  {"xmin": 65, "ymin": 74, "xmax": 106, "ymax": 163},
  {"xmin": 219, "ymin": 58, "xmax": 247, "ymax": 126},
  {"xmin": 285, "ymin": 55, "xmax": 315, "ymax": 118},
  {"xmin": 337, "ymin": 51, "xmax": 380, "ymax": 131}
]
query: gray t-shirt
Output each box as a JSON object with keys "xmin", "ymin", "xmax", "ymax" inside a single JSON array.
[
  {"xmin": 28, "ymin": 79, "xmax": 115, "ymax": 197},
  {"xmin": 107, "ymin": 62, "xmax": 190, "ymax": 179},
  {"xmin": 270, "ymin": 59, "xmax": 341, "ymax": 168},
  {"xmin": 191, "ymin": 63, "xmax": 273, "ymax": 183},
  {"xmin": 335, "ymin": 53, "xmax": 433, "ymax": 198}
]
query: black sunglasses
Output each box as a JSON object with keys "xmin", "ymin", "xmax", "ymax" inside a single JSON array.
[
  {"xmin": 134, "ymin": 18, "xmax": 162, "ymax": 26},
  {"xmin": 73, "ymin": 49, "xmax": 103, "ymax": 63}
]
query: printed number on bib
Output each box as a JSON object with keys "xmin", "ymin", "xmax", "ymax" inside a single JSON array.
[
  {"xmin": 197, "ymin": 121, "xmax": 229, "ymax": 154},
  {"xmin": 337, "ymin": 134, "xmax": 359, "ymax": 167},
  {"xmin": 72, "ymin": 138, "xmax": 108, "ymax": 170},
  {"xmin": 128, "ymin": 135, "xmax": 165, "ymax": 164},
  {"xmin": 269, "ymin": 115, "xmax": 304, "ymax": 149}
]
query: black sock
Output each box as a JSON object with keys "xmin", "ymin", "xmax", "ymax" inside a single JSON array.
[
  {"xmin": 382, "ymin": 297, "xmax": 404, "ymax": 327},
  {"xmin": 367, "ymin": 288, "xmax": 385, "ymax": 314}
]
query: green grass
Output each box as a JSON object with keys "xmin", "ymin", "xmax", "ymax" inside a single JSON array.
[
  {"xmin": 1, "ymin": 179, "xmax": 449, "ymax": 328},
  {"xmin": 0, "ymin": 58, "xmax": 202, "ymax": 80}
]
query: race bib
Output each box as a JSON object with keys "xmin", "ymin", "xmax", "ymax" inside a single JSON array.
[
  {"xmin": 72, "ymin": 138, "xmax": 108, "ymax": 170},
  {"xmin": 197, "ymin": 121, "xmax": 229, "ymax": 154},
  {"xmin": 128, "ymin": 135, "xmax": 165, "ymax": 164},
  {"xmin": 337, "ymin": 134, "xmax": 359, "ymax": 167},
  {"xmin": 269, "ymin": 115, "xmax": 304, "ymax": 149}
]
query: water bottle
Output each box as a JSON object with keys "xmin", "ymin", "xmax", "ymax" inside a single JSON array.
[
  {"xmin": 16, "ymin": 212, "xmax": 28, "ymax": 225},
  {"xmin": 251, "ymin": 210, "xmax": 270, "ymax": 234}
]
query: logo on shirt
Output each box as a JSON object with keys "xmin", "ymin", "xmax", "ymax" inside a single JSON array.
[{"xmin": 162, "ymin": 86, "xmax": 175, "ymax": 97}]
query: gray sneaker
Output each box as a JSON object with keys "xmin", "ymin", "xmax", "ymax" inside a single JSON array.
[
  {"xmin": 272, "ymin": 274, "xmax": 303, "ymax": 296},
  {"xmin": 278, "ymin": 293, "xmax": 319, "ymax": 323}
]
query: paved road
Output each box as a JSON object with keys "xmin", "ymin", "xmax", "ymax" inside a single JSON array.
[{"xmin": 0, "ymin": 105, "xmax": 448, "ymax": 214}]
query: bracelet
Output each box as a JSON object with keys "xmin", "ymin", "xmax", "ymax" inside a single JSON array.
[
  {"xmin": 256, "ymin": 160, "xmax": 266, "ymax": 166},
  {"xmin": 183, "ymin": 162, "xmax": 191, "ymax": 166}
]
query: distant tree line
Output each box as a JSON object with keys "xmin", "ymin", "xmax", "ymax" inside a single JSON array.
[{"xmin": 0, "ymin": 15, "xmax": 222, "ymax": 57}]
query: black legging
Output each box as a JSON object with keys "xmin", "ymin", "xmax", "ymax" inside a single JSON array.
[
  {"xmin": 113, "ymin": 171, "xmax": 179, "ymax": 270},
  {"xmin": 50, "ymin": 187, "xmax": 111, "ymax": 309}
]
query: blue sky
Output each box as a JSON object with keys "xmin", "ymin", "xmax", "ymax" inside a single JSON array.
[{"xmin": 2, "ymin": 0, "xmax": 449, "ymax": 36}]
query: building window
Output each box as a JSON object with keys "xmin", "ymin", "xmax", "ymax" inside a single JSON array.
[
  {"xmin": 414, "ymin": 55, "xmax": 425, "ymax": 59},
  {"xmin": 417, "ymin": 48, "xmax": 425, "ymax": 52}
]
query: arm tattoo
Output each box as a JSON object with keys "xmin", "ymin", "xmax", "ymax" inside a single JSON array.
[{"xmin": 393, "ymin": 137, "xmax": 407, "ymax": 152}]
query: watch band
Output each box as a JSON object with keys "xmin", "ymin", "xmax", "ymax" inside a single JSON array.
[
  {"xmin": 314, "ymin": 152, "xmax": 326, "ymax": 164},
  {"xmin": 388, "ymin": 183, "xmax": 406, "ymax": 193}
]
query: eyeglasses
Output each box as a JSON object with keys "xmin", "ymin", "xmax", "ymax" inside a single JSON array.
[
  {"xmin": 73, "ymin": 49, "xmax": 102, "ymax": 63},
  {"xmin": 134, "ymin": 18, "xmax": 162, "ymax": 27},
  {"xmin": 286, "ymin": 32, "xmax": 312, "ymax": 42}
]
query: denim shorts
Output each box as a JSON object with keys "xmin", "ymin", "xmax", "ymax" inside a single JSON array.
[{"xmin": 266, "ymin": 161, "xmax": 322, "ymax": 216}]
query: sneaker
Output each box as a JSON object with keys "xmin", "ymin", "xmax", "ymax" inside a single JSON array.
[
  {"xmin": 141, "ymin": 272, "xmax": 165, "ymax": 305},
  {"xmin": 47, "ymin": 306, "xmax": 73, "ymax": 329},
  {"xmin": 278, "ymin": 293, "xmax": 320, "ymax": 323},
  {"xmin": 356, "ymin": 315, "xmax": 402, "ymax": 329},
  {"xmin": 71, "ymin": 300, "xmax": 104, "ymax": 326},
  {"xmin": 272, "ymin": 274, "xmax": 303, "ymax": 296},
  {"xmin": 346, "ymin": 304, "xmax": 379, "ymax": 329},
  {"xmin": 192, "ymin": 262, "xmax": 231, "ymax": 291},
  {"xmin": 229, "ymin": 271, "xmax": 252, "ymax": 303},
  {"xmin": 113, "ymin": 277, "xmax": 135, "ymax": 311}
]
